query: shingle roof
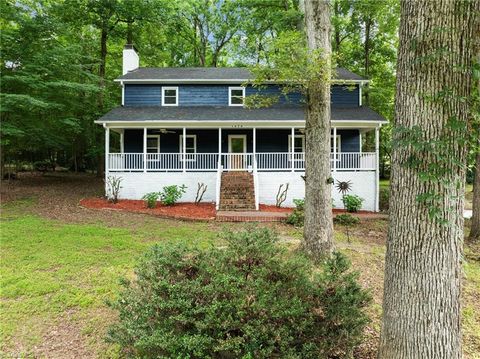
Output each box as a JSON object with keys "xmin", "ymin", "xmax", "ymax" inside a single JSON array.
[
  {"xmin": 118, "ymin": 67, "xmax": 366, "ymax": 82},
  {"xmin": 97, "ymin": 106, "xmax": 387, "ymax": 123}
]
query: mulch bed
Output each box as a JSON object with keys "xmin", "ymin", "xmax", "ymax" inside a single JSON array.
[
  {"xmin": 79, "ymin": 197, "xmax": 387, "ymax": 222},
  {"xmin": 259, "ymin": 204, "xmax": 293, "ymax": 213},
  {"xmin": 79, "ymin": 198, "xmax": 217, "ymax": 221}
]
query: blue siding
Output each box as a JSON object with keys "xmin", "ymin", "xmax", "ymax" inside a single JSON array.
[
  {"xmin": 331, "ymin": 86, "xmax": 359, "ymax": 107},
  {"xmin": 124, "ymin": 85, "xmax": 161, "ymax": 106},
  {"xmin": 124, "ymin": 129, "xmax": 360, "ymax": 153},
  {"xmin": 124, "ymin": 84, "xmax": 359, "ymax": 108},
  {"xmin": 247, "ymin": 86, "xmax": 303, "ymax": 107},
  {"xmin": 179, "ymin": 86, "xmax": 229, "ymax": 106}
]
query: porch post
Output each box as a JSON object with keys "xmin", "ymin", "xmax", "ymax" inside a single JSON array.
[
  {"xmin": 120, "ymin": 130, "xmax": 124, "ymax": 154},
  {"xmin": 333, "ymin": 127, "xmax": 337, "ymax": 172},
  {"xmin": 182, "ymin": 127, "xmax": 186, "ymax": 173},
  {"xmin": 143, "ymin": 127, "xmax": 147, "ymax": 173},
  {"xmin": 359, "ymin": 132, "xmax": 362, "ymax": 155},
  {"xmin": 291, "ymin": 127, "xmax": 295, "ymax": 172},
  {"xmin": 253, "ymin": 127, "xmax": 256, "ymax": 164},
  {"xmin": 375, "ymin": 126, "xmax": 380, "ymax": 212},
  {"xmin": 104, "ymin": 126, "xmax": 109, "ymax": 177}
]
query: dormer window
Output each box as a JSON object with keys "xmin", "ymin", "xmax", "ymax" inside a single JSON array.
[
  {"xmin": 229, "ymin": 86, "xmax": 245, "ymax": 106},
  {"xmin": 162, "ymin": 86, "xmax": 178, "ymax": 106}
]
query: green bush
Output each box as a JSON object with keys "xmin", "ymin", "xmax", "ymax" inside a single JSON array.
[
  {"xmin": 142, "ymin": 192, "xmax": 160, "ymax": 209},
  {"xmin": 286, "ymin": 198, "xmax": 305, "ymax": 226},
  {"xmin": 334, "ymin": 213, "xmax": 360, "ymax": 226},
  {"xmin": 107, "ymin": 227, "xmax": 371, "ymax": 358},
  {"xmin": 342, "ymin": 194, "xmax": 364, "ymax": 212},
  {"xmin": 160, "ymin": 184, "xmax": 187, "ymax": 205},
  {"xmin": 379, "ymin": 187, "xmax": 390, "ymax": 212}
]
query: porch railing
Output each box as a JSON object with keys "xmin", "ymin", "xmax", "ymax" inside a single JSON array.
[{"xmin": 107, "ymin": 152, "xmax": 376, "ymax": 172}]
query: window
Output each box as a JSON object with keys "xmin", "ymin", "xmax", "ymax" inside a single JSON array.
[
  {"xmin": 162, "ymin": 86, "xmax": 178, "ymax": 106},
  {"xmin": 288, "ymin": 135, "xmax": 305, "ymax": 153},
  {"xmin": 330, "ymin": 135, "xmax": 341, "ymax": 153},
  {"xmin": 146, "ymin": 135, "xmax": 160, "ymax": 153},
  {"xmin": 179, "ymin": 135, "xmax": 197, "ymax": 160},
  {"xmin": 229, "ymin": 86, "xmax": 245, "ymax": 106}
]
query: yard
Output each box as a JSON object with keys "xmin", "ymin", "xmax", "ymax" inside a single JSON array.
[{"xmin": 1, "ymin": 173, "xmax": 479, "ymax": 358}]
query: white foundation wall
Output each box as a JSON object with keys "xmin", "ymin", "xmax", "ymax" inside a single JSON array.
[
  {"xmin": 111, "ymin": 171, "xmax": 377, "ymax": 211},
  {"xmin": 257, "ymin": 171, "xmax": 376, "ymax": 211},
  {"xmin": 114, "ymin": 172, "xmax": 218, "ymax": 202}
]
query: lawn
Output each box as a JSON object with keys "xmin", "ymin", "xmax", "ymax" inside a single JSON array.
[{"xmin": 1, "ymin": 173, "xmax": 479, "ymax": 358}]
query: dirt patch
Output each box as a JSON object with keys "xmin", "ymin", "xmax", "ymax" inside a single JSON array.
[
  {"xmin": 31, "ymin": 310, "xmax": 95, "ymax": 359},
  {"xmin": 80, "ymin": 197, "xmax": 217, "ymax": 221}
]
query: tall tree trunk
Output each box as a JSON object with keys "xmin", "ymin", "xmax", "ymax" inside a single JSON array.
[
  {"xmin": 127, "ymin": 22, "xmax": 133, "ymax": 44},
  {"xmin": 363, "ymin": 18, "xmax": 371, "ymax": 106},
  {"xmin": 97, "ymin": 27, "xmax": 108, "ymax": 177},
  {"xmin": 302, "ymin": 0, "xmax": 334, "ymax": 258},
  {"xmin": 378, "ymin": 1, "xmax": 479, "ymax": 358},
  {"xmin": 333, "ymin": 0, "xmax": 340, "ymax": 52},
  {"xmin": 469, "ymin": 152, "xmax": 480, "ymax": 242}
]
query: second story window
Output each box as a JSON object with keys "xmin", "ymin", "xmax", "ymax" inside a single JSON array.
[
  {"xmin": 229, "ymin": 86, "xmax": 245, "ymax": 106},
  {"xmin": 162, "ymin": 86, "xmax": 178, "ymax": 106}
]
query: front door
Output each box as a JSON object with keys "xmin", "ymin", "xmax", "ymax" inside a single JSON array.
[{"xmin": 228, "ymin": 135, "xmax": 247, "ymax": 170}]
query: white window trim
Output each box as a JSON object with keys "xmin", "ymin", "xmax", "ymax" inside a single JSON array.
[
  {"xmin": 179, "ymin": 134, "xmax": 197, "ymax": 161},
  {"xmin": 146, "ymin": 135, "xmax": 160, "ymax": 154},
  {"xmin": 228, "ymin": 134, "xmax": 247, "ymax": 153},
  {"xmin": 288, "ymin": 134, "xmax": 305, "ymax": 153},
  {"xmin": 228, "ymin": 86, "xmax": 245, "ymax": 107},
  {"xmin": 331, "ymin": 134, "xmax": 341, "ymax": 153},
  {"xmin": 162, "ymin": 86, "xmax": 178, "ymax": 106},
  {"xmin": 288, "ymin": 134, "xmax": 305, "ymax": 162}
]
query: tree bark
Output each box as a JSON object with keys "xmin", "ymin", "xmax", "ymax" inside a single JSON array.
[
  {"xmin": 378, "ymin": 1, "xmax": 479, "ymax": 358},
  {"xmin": 363, "ymin": 17, "xmax": 371, "ymax": 105},
  {"xmin": 302, "ymin": 0, "xmax": 334, "ymax": 258},
  {"xmin": 469, "ymin": 151, "xmax": 480, "ymax": 242}
]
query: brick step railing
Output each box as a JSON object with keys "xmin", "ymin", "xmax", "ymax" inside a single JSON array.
[{"xmin": 219, "ymin": 172, "xmax": 255, "ymax": 211}]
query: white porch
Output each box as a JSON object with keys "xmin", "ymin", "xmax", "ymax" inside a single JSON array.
[{"xmin": 104, "ymin": 125, "xmax": 381, "ymax": 211}]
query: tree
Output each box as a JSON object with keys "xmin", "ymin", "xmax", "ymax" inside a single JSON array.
[
  {"xmin": 302, "ymin": 0, "xmax": 334, "ymax": 257},
  {"xmin": 378, "ymin": 1, "xmax": 480, "ymax": 358}
]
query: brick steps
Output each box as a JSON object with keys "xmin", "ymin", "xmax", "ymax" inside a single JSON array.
[{"xmin": 219, "ymin": 172, "xmax": 256, "ymax": 211}]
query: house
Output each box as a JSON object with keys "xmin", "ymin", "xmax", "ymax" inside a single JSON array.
[{"xmin": 96, "ymin": 45, "xmax": 387, "ymax": 211}]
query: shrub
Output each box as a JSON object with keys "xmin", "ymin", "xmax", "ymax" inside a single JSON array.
[
  {"xmin": 106, "ymin": 176, "xmax": 122, "ymax": 204},
  {"xmin": 107, "ymin": 227, "xmax": 371, "ymax": 358},
  {"xmin": 334, "ymin": 213, "xmax": 360, "ymax": 226},
  {"xmin": 142, "ymin": 192, "xmax": 160, "ymax": 208},
  {"xmin": 342, "ymin": 194, "xmax": 364, "ymax": 212},
  {"xmin": 159, "ymin": 184, "xmax": 187, "ymax": 205},
  {"xmin": 286, "ymin": 198, "xmax": 305, "ymax": 226},
  {"xmin": 379, "ymin": 187, "xmax": 390, "ymax": 212}
]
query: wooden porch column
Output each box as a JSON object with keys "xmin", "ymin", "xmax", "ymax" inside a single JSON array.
[
  {"xmin": 218, "ymin": 128, "xmax": 222, "ymax": 169},
  {"xmin": 105, "ymin": 126, "xmax": 110, "ymax": 176},
  {"xmin": 375, "ymin": 126, "xmax": 380, "ymax": 212},
  {"xmin": 182, "ymin": 127, "xmax": 186, "ymax": 173},
  {"xmin": 291, "ymin": 127, "xmax": 295, "ymax": 172},
  {"xmin": 359, "ymin": 131, "xmax": 362, "ymax": 155},
  {"xmin": 253, "ymin": 127, "xmax": 256, "ymax": 163},
  {"xmin": 120, "ymin": 130, "xmax": 124, "ymax": 154},
  {"xmin": 333, "ymin": 127, "xmax": 337, "ymax": 172},
  {"xmin": 143, "ymin": 127, "xmax": 147, "ymax": 173}
]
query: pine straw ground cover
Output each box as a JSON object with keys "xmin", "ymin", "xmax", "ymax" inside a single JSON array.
[{"xmin": 0, "ymin": 173, "xmax": 479, "ymax": 358}]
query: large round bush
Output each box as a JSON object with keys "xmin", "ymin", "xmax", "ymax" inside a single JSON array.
[{"xmin": 107, "ymin": 227, "xmax": 371, "ymax": 358}]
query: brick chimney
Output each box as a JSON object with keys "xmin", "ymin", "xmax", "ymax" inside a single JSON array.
[{"xmin": 122, "ymin": 44, "xmax": 139, "ymax": 75}]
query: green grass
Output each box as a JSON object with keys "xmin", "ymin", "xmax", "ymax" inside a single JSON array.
[{"xmin": 0, "ymin": 204, "xmax": 220, "ymax": 355}]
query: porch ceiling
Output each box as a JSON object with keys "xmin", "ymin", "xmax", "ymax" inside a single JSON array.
[{"xmin": 96, "ymin": 106, "xmax": 387, "ymax": 125}]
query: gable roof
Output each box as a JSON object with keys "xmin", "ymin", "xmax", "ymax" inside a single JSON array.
[
  {"xmin": 96, "ymin": 105, "xmax": 387, "ymax": 124},
  {"xmin": 117, "ymin": 67, "xmax": 367, "ymax": 83}
]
